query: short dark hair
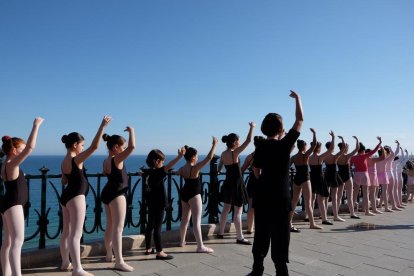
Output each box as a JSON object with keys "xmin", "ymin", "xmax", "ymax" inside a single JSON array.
[
  {"xmin": 261, "ymin": 113, "xmax": 283, "ymax": 137},
  {"xmin": 146, "ymin": 149, "xmax": 165, "ymax": 168}
]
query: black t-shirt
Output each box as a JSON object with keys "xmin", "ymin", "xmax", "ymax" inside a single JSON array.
[
  {"xmin": 253, "ymin": 128, "xmax": 300, "ymax": 211},
  {"xmin": 143, "ymin": 167, "xmax": 168, "ymax": 209}
]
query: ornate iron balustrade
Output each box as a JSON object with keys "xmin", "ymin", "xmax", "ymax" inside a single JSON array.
[{"xmin": 0, "ymin": 156, "xmax": 276, "ymax": 249}]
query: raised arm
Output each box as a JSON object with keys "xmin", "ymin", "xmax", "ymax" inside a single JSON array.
[
  {"xmin": 164, "ymin": 147, "xmax": 186, "ymax": 171},
  {"xmin": 319, "ymin": 131, "xmax": 335, "ymax": 160},
  {"xmin": 333, "ymin": 136, "xmax": 346, "ymax": 161},
  {"xmin": 394, "ymin": 140, "xmax": 400, "ymax": 157},
  {"xmin": 10, "ymin": 117, "xmax": 44, "ymax": 167},
  {"xmin": 75, "ymin": 115, "xmax": 111, "ymax": 164},
  {"xmin": 114, "ymin": 126, "xmax": 136, "ymax": 164},
  {"xmin": 304, "ymin": 128, "xmax": 317, "ymax": 157},
  {"xmin": 234, "ymin": 122, "xmax": 255, "ymax": 156},
  {"xmin": 290, "ymin": 90, "xmax": 303, "ymax": 133},
  {"xmin": 346, "ymin": 136, "xmax": 360, "ymax": 158},
  {"xmin": 194, "ymin": 137, "xmax": 219, "ymax": 172}
]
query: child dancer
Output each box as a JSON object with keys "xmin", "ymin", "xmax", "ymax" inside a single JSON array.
[
  {"xmin": 323, "ymin": 136, "xmax": 346, "ymax": 221},
  {"xmin": 101, "ymin": 127, "xmax": 135, "ymax": 271},
  {"xmin": 217, "ymin": 122, "xmax": 255, "ymax": 244},
  {"xmin": 350, "ymin": 137, "xmax": 382, "ymax": 216},
  {"xmin": 143, "ymin": 147, "xmax": 185, "ymax": 259},
  {"xmin": 1, "ymin": 117, "xmax": 44, "ymax": 276},
  {"xmin": 250, "ymin": 91, "xmax": 302, "ymax": 276},
  {"xmin": 241, "ymin": 136, "xmax": 266, "ymax": 234},
  {"xmin": 289, "ymin": 128, "xmax": 322, "ymax": 230},
  {"xmin": 60, "ymin": 116, "xmax": 111, "ymax": 276},
  {"xmin": 178, "ymin": 137, "xmax": 218, "ymax": 253},
  {"xmin": 309, "ymin": 131, "xmax": 335, "ymax": 225},
  {"xmin": 337, "ymin": 136, "xmax": 360, "ymax": 219},
  {"xmin": 366, "ymin": 147, "xmax": 385, "ymax": 213}
]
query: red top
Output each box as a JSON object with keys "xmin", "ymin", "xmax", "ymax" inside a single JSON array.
[{"xmin": 351, "ymin": 143, "xmax": 381, "ymax": 172}]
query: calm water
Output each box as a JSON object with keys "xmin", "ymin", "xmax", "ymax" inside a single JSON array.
[{"xmin": 2, "ymin": 155, "xmax": 248, "ymax": 250}]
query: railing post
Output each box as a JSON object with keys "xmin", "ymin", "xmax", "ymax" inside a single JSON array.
[
  {"xmin": 140, "ymin": 171, "xmax": 148, "ymax": 234},
  {"xmin": 165, "ymin": 171, "xmax": 173, "ymax": 231},
  {"xmin": 38, "ymin": 166, "xmax": 50, "ymax": 249},
  {"xmin": 208, "ymin": 155, "xmax": 220, "ymax": 224}
]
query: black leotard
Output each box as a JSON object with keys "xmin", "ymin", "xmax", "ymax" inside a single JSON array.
[
  {"xmin": 324, "ymin": 163, "xmax": 343, "ymax": 188},
  {"xmin": 60, "ymin": 158, "xmax": 89, "ymax": 206},
  {"xmin": 220, "ymin": 151, "xmax": 248, "ymax": 207},
  {"xmin": 180, "ymin": 167, "xmax": 201, "ymax": 203},
  {"xmin": 293, "ymin": 165, "xmax": 310, "ymax": 185},
  {"xmin": 309, "ymin": 157, "xmax": 329, "ymax": 197},
  {"xmin": 0, "ymin": 163, "xmax": 28, "ymax": 214},
  {"xmin": 101, "ymin": 157, "xmax": 129, "ymax": 205},
  {"xmin": 338, "ymin": 164, "xmax": 351, "ymax": 183}
]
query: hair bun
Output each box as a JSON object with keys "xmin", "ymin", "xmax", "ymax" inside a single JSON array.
[
  {"xmin": 184, "ymin": 145, "xmax": 189, "ymax": 150},
  {"xmin": 102, "ymin": 133, "xmax": 110, "ymax": 141},
  {"xmin": 2, "ymin": 136, "xmax": 11, "ymax": 143},
  {"xmin": 221, "ymin": 135, "xmax": 228, "ymax": 143},
  {"xmin": 61, "ymin": 135, "xmax": 68, "ymax": 143}
]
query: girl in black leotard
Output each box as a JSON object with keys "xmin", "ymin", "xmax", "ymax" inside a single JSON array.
[
  {"xmin": 323, "ymin": 136, "xmax": 346, "ymax": 222},
  {"xmin": 289, "ymin": 128, "xmax": 322, "ymax": 231},
  {"xmin": 177, "ymin": 137, "xmax": 218, "ymax": 253},
  {"xmin": 217, "ymin": 122, "xmax": 255, "ymax": 245},
  {"xmin": 59, "ymin": 116, "xmax": 111, "ymax": 276},
  {"xmin": 240, "ymin": 136, "xmax": 266, "ymax": 234},
  {"xmin": 143, "ymin": 147, "xmax": 185, "ymax": 260},
  {"xmin": 308, "ymin": 131, "xmax": 335, "ymax": 225},
  {"xmin": 0, "ymin": 117, "xmax": 43, "ymax": 276},
  {"xmin": 336, "ymin": 137, "xmax": 360, "ymax": 219},
  {"xmin": 101, "ymin": 127, "xmax": 135, "ymax": 271}
]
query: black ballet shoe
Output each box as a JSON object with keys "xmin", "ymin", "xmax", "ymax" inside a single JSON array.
[
  {"xmin": 145, "ymin": 248, "xmax": 155, "ymax": 255},
  {"xmin": 156, "ymin": 254, "xmax": 174, "ymax": 260},
  {"xmin": 216, "ymin": 234, "xmax": 224, "ymax": 239},
  {"xmin": 246, "ymin": 230, "xmax": 253, "ymax": 234},
  {"xmin": 322, "ymin": 220, "xmax": 334, "ymax": 225},
  {"xmin": 290, "ymin": 226, "xmax": 301, "ymax": 233},
  {"xmin": 350, "ymin": 215, "xmax": 360, "ymax": 219},
  {"xmin": 303, "ymin": 218, "xmax": 309, "ymax": 222},
  {"xmin": 236, "ymin": 238, "xmax": 252, "ymax": 245}
]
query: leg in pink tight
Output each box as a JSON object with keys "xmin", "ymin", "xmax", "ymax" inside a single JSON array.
[
  {"xmin": 189, "ymin": 195, "xmax": 213, "ymax": 252},
  {"xmin": 66, "ymin": 195, "xmax": 93, "ymax": 276},
  {"xmin": 1, "ymin": 213, "xmax": 11, "ymax": 276},
  {"xmin": 233, "ymin": 206, "xmax": 245, "ymax": 240},
  {"xmin": 247, "ymin": 197, "xmax": 254, "ymax": 233},
  {"xmin": 331, "ymin": 186, "xmax": 345, "ymax": 221},
  {"xmin": 109, "ymin": 196, "xmax": 133, "ymax": 271},
  {"xmin": 218, "ymin": 203, "xmax": 232, "ymax": 235},
  {"xmin": 60, "ymin": 204, "xmax": 72, "ymax": 270},
  {"xmin": 302, "ymin": 181, "xmax": 321, "ymax": 228},
  {"xmin": 362, "ymin": 186, "xmax": 374, "ymax": 215},
  {"xmin": 103, "ymin": 204, "xmax": 113, "ymax": 262},
  {"xmin": 179, "ymin": 200, "xmax": 191, "ymax": 246},
  {"xmin": 344, "ymin": 179, "xmax": 356, "ymax": 216},
  {"xmin": 3, "ymin": 205, "xmax": 25, "ymax": 276},
  {"xmin": 289, "ymin": 184, "xmax": 302, "ymax": 227}
]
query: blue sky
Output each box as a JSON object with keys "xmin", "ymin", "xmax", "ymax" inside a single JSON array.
[{"xmin": 1, "ymin": 0, "xmax": 413, "ymax": 155}]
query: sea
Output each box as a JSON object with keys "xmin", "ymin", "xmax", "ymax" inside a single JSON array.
[{"xmin": 1, "ymin": 155, "xmax": 249, "ymax": 250}]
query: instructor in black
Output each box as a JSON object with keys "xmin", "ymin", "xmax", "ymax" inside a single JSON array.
[{"xmin": 250, "ymin": 90, "xmax": 303, "ymax": 276}]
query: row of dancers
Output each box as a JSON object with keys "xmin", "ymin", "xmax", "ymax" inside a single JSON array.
[
  {"xmin": 1, "ymin": 91, "xmax": 411, "ymax": 276},
  {"xmin": 0, "ymin": 114, "xmax": 256, "ymax": 276}
]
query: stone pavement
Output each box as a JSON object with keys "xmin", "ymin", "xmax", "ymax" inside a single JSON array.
[{"xmin": 21, "ymin": 203, "xmax": 414, "ymax": 276}]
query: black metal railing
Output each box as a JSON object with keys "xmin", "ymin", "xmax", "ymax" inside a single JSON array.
[
  {"xmin": 0, "ymin": 156, "xmax": 266, "ymax": 249},
  {"xmin": 1, "ymin": 156, "xmax": 405, "ymax": 250}
]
